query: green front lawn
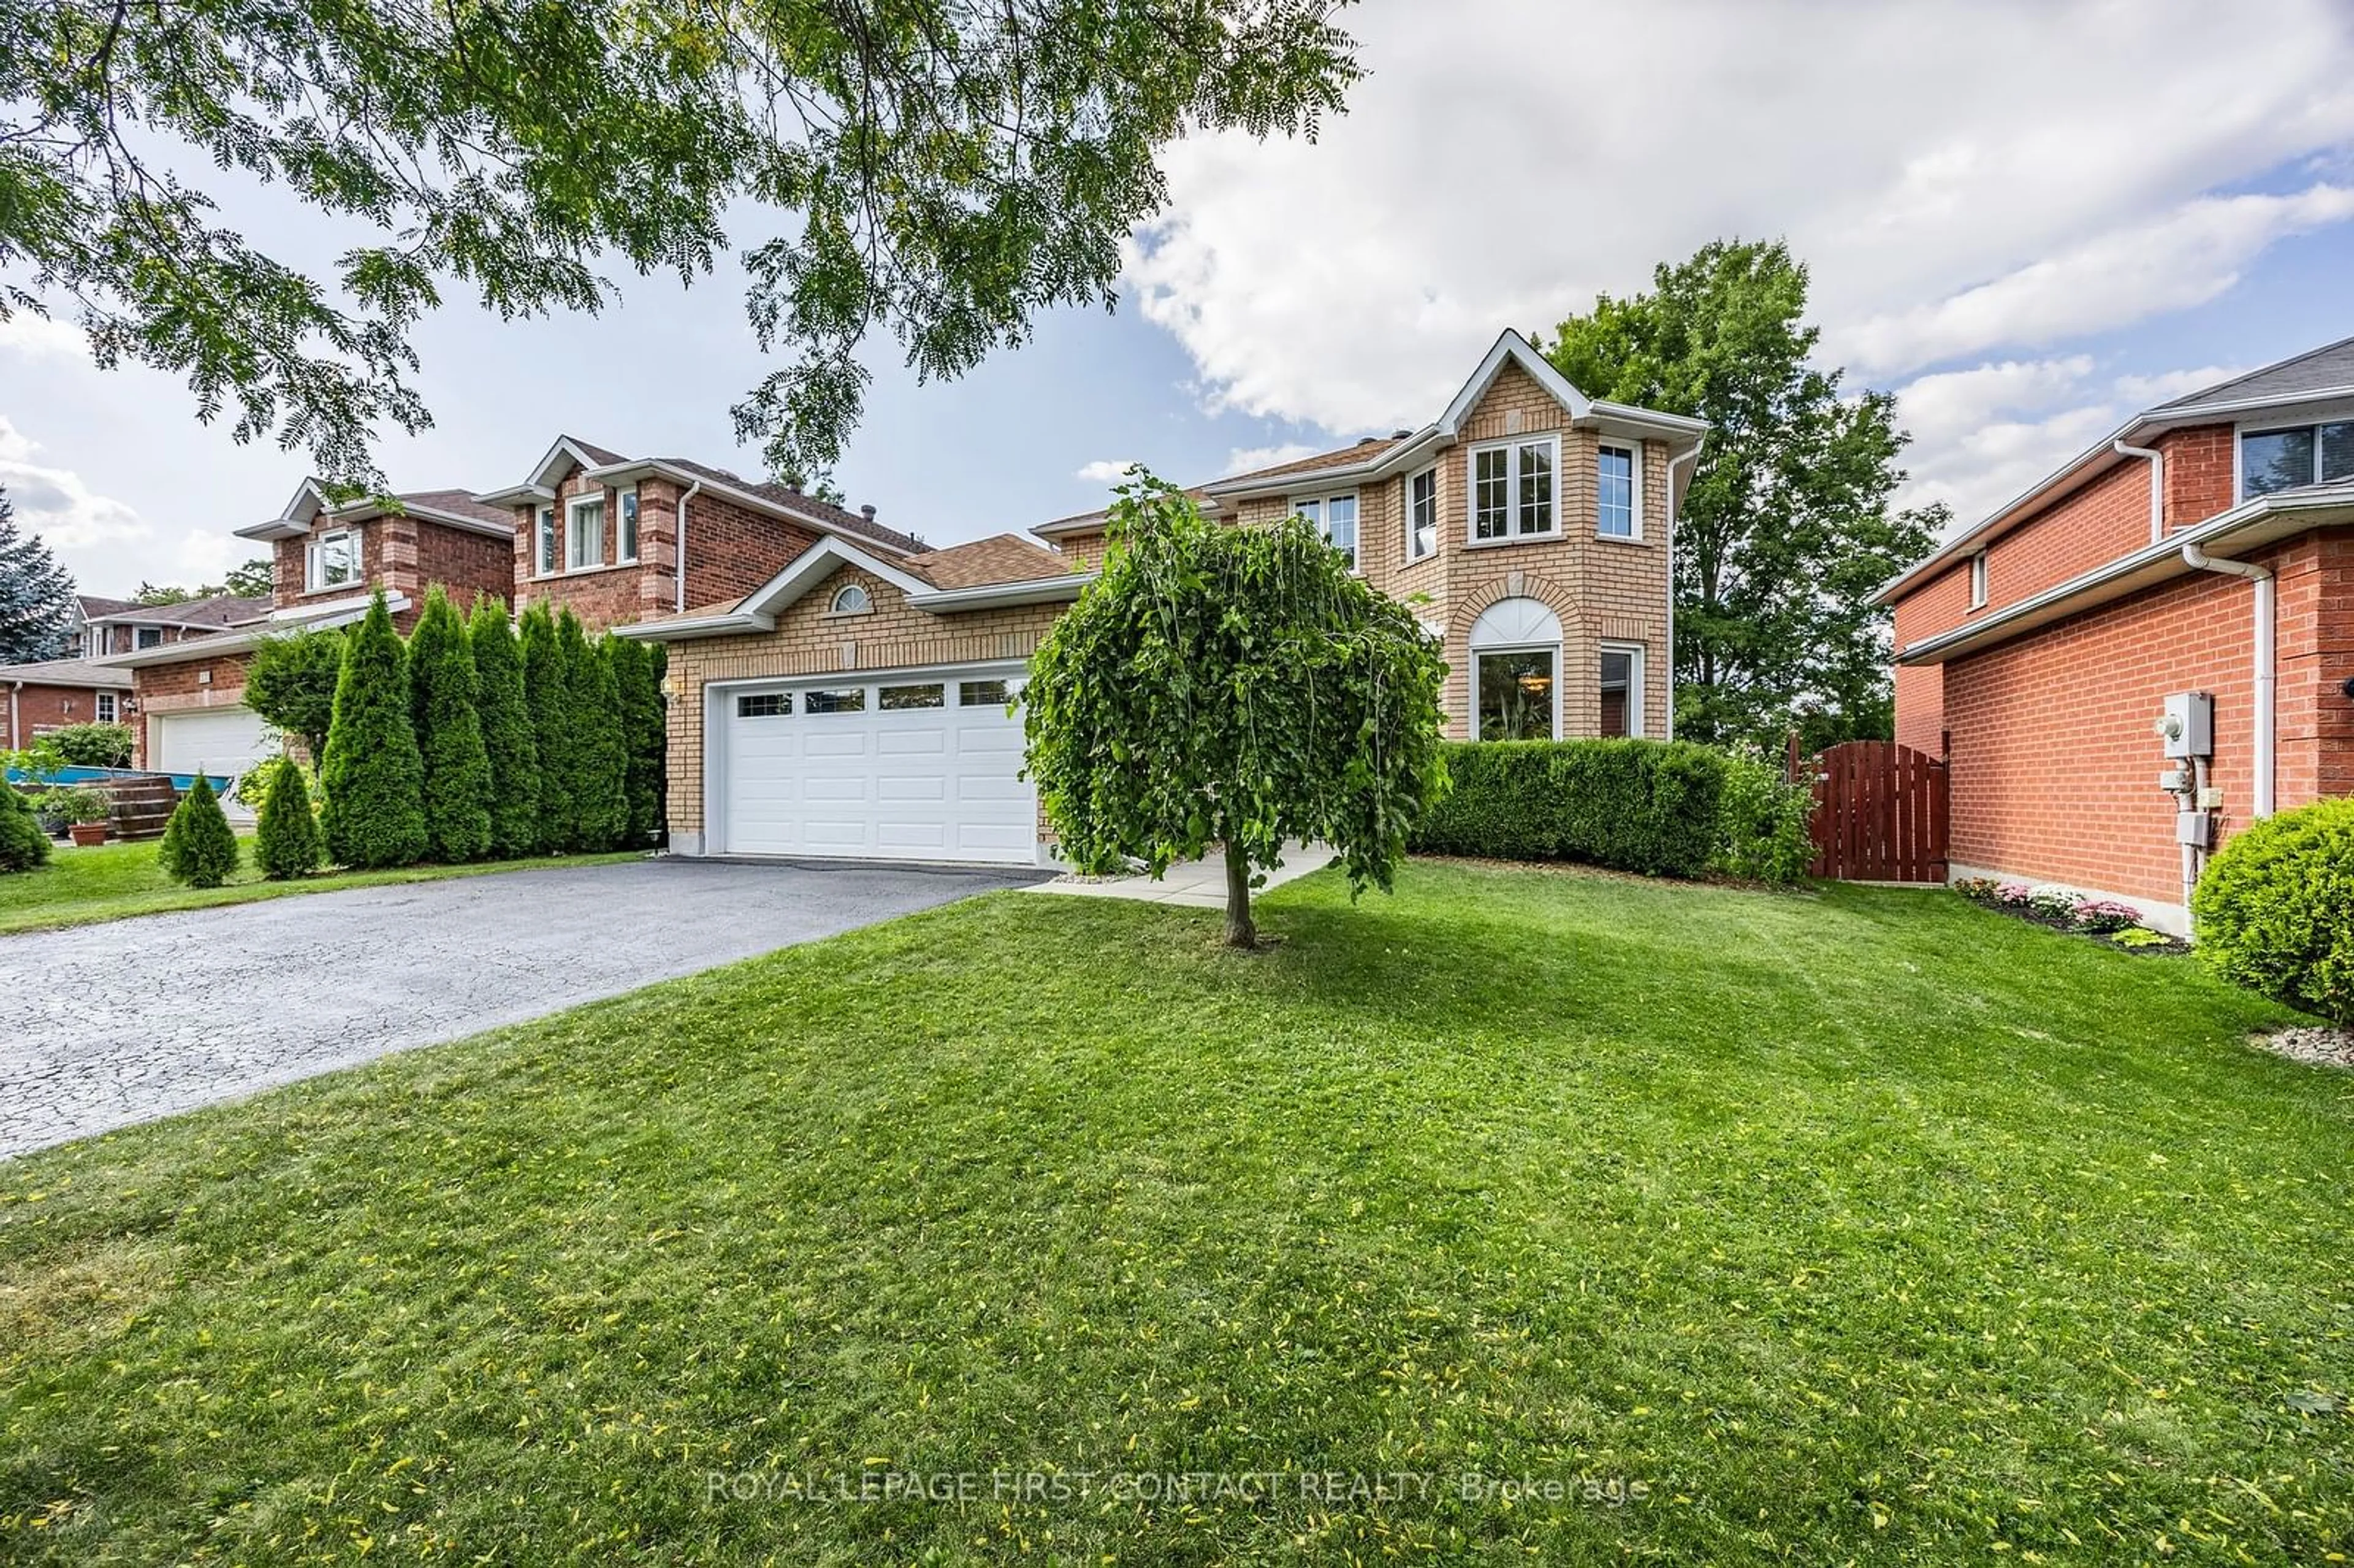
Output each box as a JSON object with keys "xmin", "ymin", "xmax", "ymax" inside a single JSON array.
[
  {"xmin": 2, "ymin": 863, "xmax": 2349, "ymax": 1562},
  {"xmin": 0, "ymin": 836, "xmax": 641, "ymax": 934}
]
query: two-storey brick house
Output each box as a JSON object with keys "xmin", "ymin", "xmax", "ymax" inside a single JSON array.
[
  {"xmin": 1878, "ymin": 334, "xmax": 2354, "ymax": 932},
  {"xmin": 623, "ymin": 331, "xmax": 1707, "ymax": 866},
  {"xmin": 107, "ymin": 482, "xmax": 517, "ymax": 776}
]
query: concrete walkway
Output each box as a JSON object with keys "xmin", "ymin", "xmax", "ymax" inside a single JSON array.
[{"xmin": 1024, "ymin": 842, "xmax": 1335, "ymax": 907}]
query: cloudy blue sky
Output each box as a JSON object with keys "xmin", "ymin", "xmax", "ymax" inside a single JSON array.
[{"xmin": 5, "ymin": 0, "xmax": 2353, "ymax": 596}]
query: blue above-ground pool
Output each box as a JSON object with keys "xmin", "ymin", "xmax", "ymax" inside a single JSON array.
[{"xmin": 5, "ymin": 764, "xmax": 236, "ymax": 793}]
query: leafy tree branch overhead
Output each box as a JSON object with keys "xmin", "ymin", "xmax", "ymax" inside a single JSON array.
[{"xmin": 0, "ymin": 1, "xmax": 1362, "ymax": 491}]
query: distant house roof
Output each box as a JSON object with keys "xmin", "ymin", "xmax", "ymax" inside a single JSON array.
[
  {"xmin": 2151, "ymin": 335, "xmax": 2354, "ymax": 417},
  {"xmin": 238, "ymin": 481, "xmax": 512, "ymax": 542},
  {"xmin": 89, "ymin": 594, "xmax": 272, "ymax": 629},
  {"xmin": 75, "ymin": 593, "xmax": 139, "ymax": 620},
  {"xmin": 0, "ymin": 655, "xmax": 134, "ymax": 690}
]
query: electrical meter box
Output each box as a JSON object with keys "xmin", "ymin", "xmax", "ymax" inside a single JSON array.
[{"xmin": 2161, "ymin": 691, "xmax": 2213, "ymax": 759}]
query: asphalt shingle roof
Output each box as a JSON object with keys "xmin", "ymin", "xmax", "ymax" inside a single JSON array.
[
  {"xmin": 2154, "ymin": 334, "xmax": 2354, "ymax": 415},
  {"xmin": 0, "ymin": 656, "xmax": 133, "ymax": 688},
  {"xmin": 658, "ymin": 459, "xmax": 929, "ymax": 555}
]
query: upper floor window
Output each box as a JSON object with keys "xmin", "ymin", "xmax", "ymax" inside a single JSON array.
[
  {"xmin": 2243, "ymin": 422, "xmax": 2354, "ymax": 498},
  {"xmin": 1470, "ymin": 438, "xmax": 1555, "ymax": 541},
  {"xmin": 830, "ymin": 582, "xmax": 871, "ymax": 615},
  {"xmin": 307, "ymin": 527, "xmax": 360, "ymax": 592},
  {"xmin": 567, "ymin": 493, "xmax": 605, "ymax": 570},
  {"xmin": 1293, "ymin": 493, "xmax": 1358, "ymax": 573},
  {"xmin": 1597, "ymin": 444, "xmax": 1640, "ymax": 538},
  {"xmin": 536, "ymin": 506, "xmax": 558, "ymax": 576},
  {"xmin": 135, "ymin": 626, "xmax": 163, "ymax": 649},
  {"xmin": 1968, "ymin": 550, "xmax": 1988, "ymax": 610},
  {"xmin": 617, "ymin": 491, "xmax": 640, "ymax": 563},
  {"xmin": 1408, "ymin": 468, "xmax": 1438, "ymax": 561}
]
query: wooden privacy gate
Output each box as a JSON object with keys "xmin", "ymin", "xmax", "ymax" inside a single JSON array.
[{"xmin": 1804, "ymin": 739, "xmax": 1948, "ymax": 883}]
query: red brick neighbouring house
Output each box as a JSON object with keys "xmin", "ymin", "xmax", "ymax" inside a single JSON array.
[
  {"xmin": 1879, "ymin": 333, "xmax": 2354, "ymax": 933},
  {"xmin": 475, "ymin": 436, "xmax": 926, "ymax": 631},
  {"xmin": 0, "ymin": 656, "xmax": 134, "ymax": 747}
]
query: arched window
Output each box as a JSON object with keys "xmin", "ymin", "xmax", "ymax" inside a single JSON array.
[
  {"xmin": 1468, "ymin": 597, "xmax": 1560, "ymax": 741},
  {"xmin": 830, "ymin": 582, "xmax": 871, "ymax": 615}
]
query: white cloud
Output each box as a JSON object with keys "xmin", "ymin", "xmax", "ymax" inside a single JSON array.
[
  {"xmin": 1892, "ymin": 359, "xmax": 2259, "ymax": 532},
  {"xmin": 1126, "ymin": 0, "xmax": 2354, "ymax": 431},
  {"xmin": 1830, "ymin": 185, "xmax": 2354, "ymax": 373},
  {"xmin": 0, "ymin": 414, "xmax": 241, "ymax": 593},
  {"xmin": 1221, "ymin": 443, "xmax": 1322, "ymax": 477},
  {"xmin": 0, "ymin": 311, "xmax": 88, "ymax": 362},
  {"xmin": 1073, "ymin": 459, "xmax": 1138, "ymax": 484}
]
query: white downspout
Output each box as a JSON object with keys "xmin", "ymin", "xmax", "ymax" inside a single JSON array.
[
  {"xmin": 673, "ymin": 479, "xmax": 704, "ymax": 614},
  {"xmin": 2114, "ymin": 437, "xmax": 2165, "ymax": 543},
  {"xmin": 2181, "ymin": 540, "xmax": 2276, "ymax": 820},
  {"xmin": 1665, "ymin": 441, "xmax": 1702, "ymax": 743}
]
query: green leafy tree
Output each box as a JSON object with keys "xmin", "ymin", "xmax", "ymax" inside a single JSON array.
[
  {"xmin": 611, "ymin": 637, "xmax": 667, "ymax": 848},
  {"xmin": 1, "ymin": 3, "xmax": 1359, "ymax": 492},
  {"xmin": 1542, "ymin": 239, "xmax": 1945, "ymax": 745},
  {"xmin": 158, "ymin": 773, "xmax": 238, "ymax": 887},
  {"xmin": 319, "ymin": 591, "xmax": 427, "ymax": 868},
  {"xmin": 253, "ymin": 758, "xmax": 324, "ymax": 880},
  {"xmin": 519, "ymin": 604, "xmax": 573, "ymax": 851},
  {"xmin": 406, "ymin": 587, "xmax": 493, "ymax": 862},
  {"xmin": 0, "ymin": 783, "xmax": 50, "ymax": 872},
  {"xmin": 468, "ymin": 598, "xmax": 539, "ymax": 858},
  {"xmin": 564, "ymin": 617, "xmax": 629, "ymax": 853},
  {"xmin": 1024, "ymin": 474, "xmax": 1448, "ymax": 948},
  {"xmin": 0, "ymin": 484, "xmax": 74, "ymax": 663},
  {"xmin": 245, "ymin": 628, "xmax": 347, "ymax": 759}
]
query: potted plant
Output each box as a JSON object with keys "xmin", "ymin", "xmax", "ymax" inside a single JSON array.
[{"xmin": 42, "ymin": 783, "xmax": 114, "ymax": 846}]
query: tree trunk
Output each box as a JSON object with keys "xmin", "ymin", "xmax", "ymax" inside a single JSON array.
[{"xmin": 1222, "ymin": 837, "xmax": 1257, "ymax": 949}]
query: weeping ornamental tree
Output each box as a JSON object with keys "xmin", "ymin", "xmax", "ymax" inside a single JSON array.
[{"xmin": 1023, "ymin": 476, "xmax": 1448, "ymax": 948}]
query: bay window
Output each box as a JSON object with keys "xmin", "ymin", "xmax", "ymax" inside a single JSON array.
[
  {"xmin": 1598, "ymin": 444, "xmax": 1639, "ymax": 538},
  {"xmin": 1470, "ymin": 437, "xmax": 1556, "ymax": 541},
  {"xmin": 536, "ymin": 506, "xmax": 558, "ymax": 576},
  {"xmin": 1599, "ymin": 643, "xmax": 1644, "ymax": 738},
  {"xmin": 617, "ymin": 490, "xmax": 640, "ymax": 563},
  {"xmin": 1408, "ymin": 468, "xmax": 1438, "ymax": 560}
]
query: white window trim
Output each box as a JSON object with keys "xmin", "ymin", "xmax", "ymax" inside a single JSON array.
[
  {"xmin": 828, "ymin": 582, "xmax": 872, "ymax": 615},
  {"xmin": 96, "ymin": 691, "xmax": 118, "ymax": 723},
  {"xmin": 535, "ymin": 506, "xmax": 558, "ymax": 579},
  {"xmin": 566, "ymin": 492, "xmax": 606, "ymax": 571},
  {"xmin": 616, "ymin": 490, "xmax": 640, "ymax": 565},
  {"xmin": 1292, "ymin": 490, "xmax": 1362, "ymax": 575},
  {"xmin": 1599, "ymin": 640, "xmax": 1645, "ymax": 739},
  {"xmin": 134, "ymin": 626, "xmax": 164, "ymax": 649},
  {"xmin": 306, "ymin": 525, "xmax": 362, "ymax": 593},
  {"xmin": 1466, "ymin": 435, "xmax": 1560, "ymax": 546},
  {"xmin": 1468, "ymin": 642, "xmax": 1562, "ymax": 741},
  {"xmin": 1968, "ymin": 550, "xmax": 1988, "ymax": 610},
  {"xmin": 1596, "ymin": 443, "xmax": 1643, "ymax": 541},
  {"xmin": 1406, "ymin": 466, "xmax": 1439, "ymax": 563}
]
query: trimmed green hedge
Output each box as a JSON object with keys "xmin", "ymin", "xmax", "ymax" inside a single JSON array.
[
  {"xmin": 2192, "ymin": 796, "xmax": 2354, "ymax": 1023},
  {"xmin": 1409, "ymin": 739, "xmax": 1729, "ymax": 879}
]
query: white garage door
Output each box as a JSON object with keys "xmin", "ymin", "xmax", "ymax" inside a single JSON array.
[
  {"xmin": 718, "ymin": 671, "xmax": 1035, "ymax": 865},
  {"xmin": 151, "ymin": 706, "xmax": 276, "ymax": 780}
]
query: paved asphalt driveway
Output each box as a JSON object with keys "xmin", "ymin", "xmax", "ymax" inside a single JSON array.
[{"xmin": 0, "ymin": 858, "xmax": 1042, "ymax": 1160}]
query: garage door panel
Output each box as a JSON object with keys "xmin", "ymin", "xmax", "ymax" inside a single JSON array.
[
  {"xmin": 152, "ymin": 707, "xmax": 275, "ymax": 778},
  {"xmin": 721, "ymin": 672, "xmax": 1035, "ymax": 866}
]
